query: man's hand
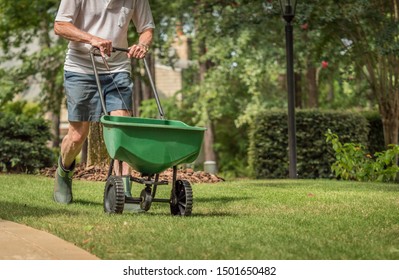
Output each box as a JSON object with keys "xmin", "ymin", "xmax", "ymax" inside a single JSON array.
[
  {"xmin": 90, "ymin": 37, "xmax": 113, "ymax": 57},
  {"xmin": 127, "ymin": 43, "xmax": 149, "ymax": 59},
  {"xmin": 128, "ymin": 28, "xmax": 153, "ymax": 59},
  {"xmin": 54, "ymin": 21, "xmax": 112, "ymax": 58}
]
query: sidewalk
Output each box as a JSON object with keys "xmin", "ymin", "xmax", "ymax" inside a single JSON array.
[{"xmin": 0, "ymin": 219, "xmax": 99, "ymax": 260}]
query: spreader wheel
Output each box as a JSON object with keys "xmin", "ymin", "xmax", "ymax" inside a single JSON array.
[
  {"xmin": 170, "ymin": 180, "xmax": 193, "ymax": 216},
  {"xmin": 104, "ymin": 176, "xmax": 125, "ymax": 214}
]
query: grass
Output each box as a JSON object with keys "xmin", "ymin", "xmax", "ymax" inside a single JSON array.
[{"xmin": 0, "ymin": 174, "xmax": 399, "ymax": 260}]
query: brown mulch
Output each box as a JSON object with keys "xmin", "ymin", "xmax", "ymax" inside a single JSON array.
[{"xmin": 40, "ymin": 164, "xmax": 224, "ymax": 184}]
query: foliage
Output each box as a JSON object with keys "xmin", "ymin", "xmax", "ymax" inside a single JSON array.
[
  {"xmin": 326, "ymin": 130, "xmax": 399, "ymax": 182},
  {"xmin": 318, "ymin": 0, "xmax": 399, "ymax": 145},
  {"xmin": 249, "ymin": 110, "xmax": 370, "ymax": 179},
  {"xmin": 2, "ymin": 100, "xmax": 42, "ymax": 117},
  {"xmin": 149, "ymin": 1, "xmax": 285, "ymax": 174},
  {"xmin": 149, "ymin": 0, "xmax": 399, "ymax": 173},
  {"xmin": 138, "ymin": 99, "xmax": 163, "ymax": 119},
  {"xmin": 0, "ymin": 0, "xmax": 58, "ymax": 52},
  {"xmin": 0, "ymin": 0, "xmax": 65, "ymax": 114},
  {"xmin": 149, "ymin": 1, "xmax": 393, "ymax": 174},
  {"xmin": 2, "ymin": 0, "xmax": 399, "ymax": 174},
  {"xmin": 0, "ymin": 103, "xmax": 54, "ymax": 173}
]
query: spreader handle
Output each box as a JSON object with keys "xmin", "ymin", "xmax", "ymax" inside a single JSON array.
[
  {"xmin": 89, "ymin": 48, "xmax": 108, "ymax": 116},
  {"xmin": 112, "ymin": 48, "xmax": 165, "ymax": 119},
  {"xmin": 90, "ymin": 46, "xmax": 165, "ymax": 119},
  {"xmin": 142, "ymin": 58, "xmax": 165, "ymax": 120},
  {"xmin": 112, "ymin": 47, "xmax": 130, "ymax": 53}
]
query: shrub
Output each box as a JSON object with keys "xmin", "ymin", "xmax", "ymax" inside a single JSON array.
[
  {"xmin": 326, "ymin": 130, "xmax": 399, "ymax": 182},
  {"xmin": 0, "ymin": 107, "xmax": 54, "ymax": 173},
  {"xmin": 249, "ymin": 110, "xmax": 369, "ymax": 179}
]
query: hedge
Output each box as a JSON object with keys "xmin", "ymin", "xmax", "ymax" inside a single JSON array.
[
  {"xmin": 0, "ymin": 111, "xmax": 54, "ymax": 173},
  {"xmin": 248, "ymin": 110, "xmax": 372, "ymax": 179}
]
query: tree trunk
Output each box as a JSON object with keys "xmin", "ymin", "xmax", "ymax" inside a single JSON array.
[
  {"xmin": 365, "ymin": 53, "xmax": 399, "ymax": 146},
  {"xmin": 87, "ymin": 122, "xmax": 109, "ymax": 166},
  {"xmin": 327, "ymin": 73, "xmax": 335, "ymax": 103},
  {"xmin": 50, "ymin": 112, "xmax": 60, "ymax": 148},
  {"xmin": 381, "ymin": 115, "xmax": 399, "ymax": 146},
  {"xmin": 378, "ymin": 87, "xmax": 399, "ymax": 146},
  {"xmin": 295, "ymin": 72, "xmax": 302, "ymax": 108},
  {"xmin": 81, "ymin": 139, "xmax": 88, "ymax": 165},
  {"xmin": 204, "ymin": 121, "xmax": 216, "ymax": 161},
  {"xmin": 199, "ymin": 38, "xmax": 217, "ymax": 171},
  {"xmin": 203, "ymin": 120, "xmax": 217, "ymax": 173},
  {"xmin": 306, "ymin": 66, "xmax": 318, "ymax": 108}
]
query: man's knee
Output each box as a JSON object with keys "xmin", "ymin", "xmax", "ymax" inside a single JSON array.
[
  {"xmin": 110, "ymin": 109, "xmax": 132, "ymax": 117},
  {"xmin": 67, "ymin": 122, "xmax": 89, "ymax": 145}
]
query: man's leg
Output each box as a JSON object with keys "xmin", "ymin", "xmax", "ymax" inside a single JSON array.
[
  {"xmin": 54, "ymin": 121, "xmax": 90, "ymax": 204},
  {"xmin": 105, "ymin": 71, "xmax": 134, "ymax": 195},
  {"xmin": 61, "ymin": 121, "xmax": 90, "ymax": 168},
  {"xmin": 110, "ymin": 109, "xmax": 132, "ymax": 196}
]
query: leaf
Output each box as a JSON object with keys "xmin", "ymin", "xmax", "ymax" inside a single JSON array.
[{"xmin": 83, "ymin": 225, "xmax": 94, "ymax": 232}]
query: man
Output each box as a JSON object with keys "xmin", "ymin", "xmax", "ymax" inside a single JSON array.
[{"xmin": 53, "ymin": 0, "xmax": 155, "ymax": 204}]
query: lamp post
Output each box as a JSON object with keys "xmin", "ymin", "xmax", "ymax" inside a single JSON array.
[{"xmin": 280, "ymin": 0, "xmax": 298, "ymax": 179}]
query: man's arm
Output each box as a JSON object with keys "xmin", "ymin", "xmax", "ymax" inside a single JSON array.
[
  {"xmin": 128, "ymin": 28, "xmax": 154, "ymax": 59},
  {"xmin": 54, "ymin": 21, "xmax": 112, "ymax": 57}
]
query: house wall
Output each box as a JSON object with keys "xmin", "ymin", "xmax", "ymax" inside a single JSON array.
[{"xmin": 154, "ymin": 64, "xmax": 182, "ymax": 98}]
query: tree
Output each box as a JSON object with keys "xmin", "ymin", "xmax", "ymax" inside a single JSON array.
[
  {"xmin": 150, "ymin": 0, "xmax": 287, "ymax": 175},
  {"xmin": 0, "ymin": 0, "xmax": 65, "ymax": 147},
  {"xmin": 317, "ymin": 0, "xmax": 399, "ymax": 146},
  {"xmin": 3, "ymin": 0, "xmax": 396, "ymax": 175}
]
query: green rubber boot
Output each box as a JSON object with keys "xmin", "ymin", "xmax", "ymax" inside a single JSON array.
[
  {"xmin": 54, "ymin": 156, "xmax": 75, "ymax": 204},
  {"xmin": 121, "ymin": 175, "xmax": 145, "ymax": 213},
  {"xmin": 123, "ymin": 176, "xmax": 132, "ymax": 197}
]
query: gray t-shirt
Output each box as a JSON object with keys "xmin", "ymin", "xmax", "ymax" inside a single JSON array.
[{"xmin": 55, "ymin": 0, "xmax": 155, "ymax": 74}]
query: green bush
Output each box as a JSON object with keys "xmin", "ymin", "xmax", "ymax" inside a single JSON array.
[
  {"xmin": 249, "ymin": 110, "xmax": 370, "ymax": 179},
  {"xmin": 0, "ymin": 107, "xmax": 54, "ymax": 173},
  {"xmin": 326, "ymin": 129, "xmax": 399, "ymax": 182}
]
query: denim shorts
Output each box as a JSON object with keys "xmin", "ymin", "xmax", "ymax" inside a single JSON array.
[{"xmin": 64, "ymin": 71, "xmax": 133, "ymax": 122}]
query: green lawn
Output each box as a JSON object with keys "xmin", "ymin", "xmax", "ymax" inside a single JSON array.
[{"xmin": 1, "ymin": 174, "xmax": 398, "ymax": 260}]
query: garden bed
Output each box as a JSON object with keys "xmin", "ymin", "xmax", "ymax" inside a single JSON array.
[{"xmin": 40, "ymin": 164, "xmax": 224, "ymax": 184}]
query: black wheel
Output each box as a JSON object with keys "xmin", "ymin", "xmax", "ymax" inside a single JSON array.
[
  {"xmin": 104, "ymin": 176, "xmax": 125, "ymax": 214},
  {"xmin": 170, "ymin": 180, "xmax": 193, "ymax": 216},
  {"xmin": 140, "ymin": 188, "xmax": 152, "ymax": 211}
]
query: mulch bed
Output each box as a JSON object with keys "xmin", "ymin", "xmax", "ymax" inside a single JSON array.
[{"xmin": 40, "ymin": 164, "xmax": 224, "ymax": 184}]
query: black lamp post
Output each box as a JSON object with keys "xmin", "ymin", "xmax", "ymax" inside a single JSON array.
[{"xmin": 280, "ymin": 0, "xmax": 298, "ymax": 179}]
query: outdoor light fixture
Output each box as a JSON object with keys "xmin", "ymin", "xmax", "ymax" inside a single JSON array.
[
  {"xmin": 279, "ymin": 0, "xmax": 298, "ymax": 179},
  {"xmin": 280, "ymin": 0, "xmax": 297, "ymax": 22}
]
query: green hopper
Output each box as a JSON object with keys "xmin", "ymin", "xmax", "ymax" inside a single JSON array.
[{"xmin": 101, "ymin": 115, "xmax": 205, "ymax": 175}]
